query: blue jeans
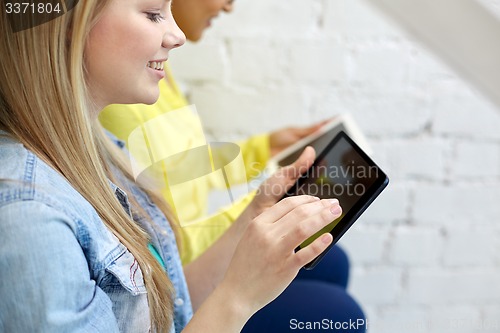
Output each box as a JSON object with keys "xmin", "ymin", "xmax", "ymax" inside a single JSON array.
[
  {"xmin": 295, "ymin": 243, "xmax": 350, "ymax": 288},
  {"xmin": 241, "ymin": 245, "xmax": 366, "ymax": 333}
]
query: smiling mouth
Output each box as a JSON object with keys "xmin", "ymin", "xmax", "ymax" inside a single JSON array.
[{"xmin": 147, "ymin": 61, "xmax": 165, "ymax": 71}]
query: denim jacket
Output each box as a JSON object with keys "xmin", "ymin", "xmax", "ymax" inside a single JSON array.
[{"xmin": 0, "ymin": 132, "xmax": 193, "ymax": 332}]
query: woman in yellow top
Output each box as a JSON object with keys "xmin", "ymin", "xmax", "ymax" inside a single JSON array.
[{"xmin": 100, "ymin": 44, "xmax": 325, "ymax": 264}]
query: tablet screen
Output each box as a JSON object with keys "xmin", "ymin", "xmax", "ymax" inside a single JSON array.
[
  {"xmin": 277, "ymin": 122, "xmax": 348, "ymax": 167},
  {"xmin": 285, "ymin": 132, "xmax": 388, "ymax": 258}
]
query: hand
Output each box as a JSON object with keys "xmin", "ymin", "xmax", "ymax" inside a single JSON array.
[
  {"xmin": 183, "ymin": 195, "xmax": 342, "ymax": 332},
  {"xmin": 220, "ymin": 195, "xmax": 342, "ymax": 315},
  {"xmin": 184, "ymin": 146, "xmax": 319, "ymax": 311},
  {"xmin": 269, "ymin": 119, "xmax": 332, "ymax": 157},
  {"xmin": 183, "ymin": 146, "xmax": 341, "ymax": 329}
]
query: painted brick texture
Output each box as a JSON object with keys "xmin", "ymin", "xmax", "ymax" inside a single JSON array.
[{"xmin": 169, "ymin": 0, "xmax": 500, "ymax": 331}]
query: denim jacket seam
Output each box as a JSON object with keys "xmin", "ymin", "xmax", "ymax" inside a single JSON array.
[
  {"xmin": 0, "ymin": 188, "xmax": 34, "ymax": 204},
  {"xmin": 23, "ymin": 151, "xmax": 36, "ymax": 195},
  {"xmin": 100, "ymin": 243, "xmax": 128, "ymax": 272},
  {"xmin": 0, "ymin": 195, "xmax": 80, "ymax": 233}
]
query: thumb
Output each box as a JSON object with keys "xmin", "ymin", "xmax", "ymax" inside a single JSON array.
[
  {"xmin": 280, "ymin": 146, "xmax": 316, "ymax": 182},
  {"xmin": 258, "ymin": 147, "xmax": 316, "ymax": 200}
]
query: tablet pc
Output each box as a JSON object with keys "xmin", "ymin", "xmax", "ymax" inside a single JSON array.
[
  {"xmin": 270, "ymin": 114, "xmax": 372, "ymax": 168},
  {"xmin": 282, "ymin": 131, "xmax": 389, "ymax": 269}
]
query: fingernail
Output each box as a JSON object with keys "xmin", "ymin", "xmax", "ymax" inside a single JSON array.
[
  {"xmin": 330, "ymin": 204, "xmax": 342, "ymax": 215},
  {"xmin": 321, "ymin": 234, "xmax": 331, "ymax": 244}
]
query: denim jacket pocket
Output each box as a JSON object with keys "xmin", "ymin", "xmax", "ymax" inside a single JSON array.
[{"xmin": 103, "ymin": 246, "xmax": 147, "ymax": 296}]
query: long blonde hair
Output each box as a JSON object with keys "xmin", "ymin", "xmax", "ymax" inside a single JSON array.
[{"xmin": 0, "ymin": 2, "xmax": 175, "ymax": 331}]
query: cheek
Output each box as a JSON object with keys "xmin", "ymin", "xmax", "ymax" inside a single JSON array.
[
  {"xmin": 91, "ymin": 16, "xmax": 154, "ymax": 65},
  {"xmin": 209, "ymin": 0, "xmax": 228, "ymax": 13},
  {"xmin": 110, "ymin": 31, "xmax": 142, "ymax": 63},
  {"xmin": 194, "ymin": 0, "xmax": 221, "ymax": 19},
  {"xmin": 85, "ymin": 33, "xmax": 112, "ymax": 84},
  {"xmin": 85, "ymin": 25, "xmax": 146, "ymax": 97},
  {"xmin": 123, "ymin": 26, "xmax": 164, "ymax": 66}
]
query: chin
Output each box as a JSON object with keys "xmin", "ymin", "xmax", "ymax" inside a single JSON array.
[
  {"xmin": 141, "ymin": 95, "xmax": 161, "ymax": 105},
  {"xmin": 123, "ymin": 92, "xmax": 160, "ymax": 106},
  {"xmin": 187, "ymin": 30, "xmax": 204, "ymax": 42},
  {"xmin": 138, "ymin": 87, "xmax": 161, "ymax": 105}
]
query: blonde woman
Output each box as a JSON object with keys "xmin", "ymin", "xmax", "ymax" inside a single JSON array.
[{"xmin": 0, "ymin": 1, "xmax": 343, "ymax": 332}]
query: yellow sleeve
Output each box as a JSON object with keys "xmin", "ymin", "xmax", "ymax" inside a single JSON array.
[
  {"xmin": 238, "ymin": 133, "xmax": 271, "ymax": 180},
  {"xmin": 178, "ymin": 191, "xmax": 255, "ymax": 264}
]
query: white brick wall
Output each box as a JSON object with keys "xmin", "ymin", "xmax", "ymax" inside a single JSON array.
[{"xmin": 169, "ymin": 0, "xmax": 500, "ymax": 331}]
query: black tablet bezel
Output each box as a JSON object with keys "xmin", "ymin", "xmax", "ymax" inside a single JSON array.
[{"xmin": 282, "ymin": 131, "xmax": 389, "ymax": 270}]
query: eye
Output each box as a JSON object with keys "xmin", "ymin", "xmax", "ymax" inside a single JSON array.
[{"xmin": 146, "ymin": 12, "xmax": 166, "ymax": 23}]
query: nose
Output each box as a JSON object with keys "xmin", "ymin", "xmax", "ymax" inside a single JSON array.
[
  {"xmin": 222, "ymin": 0, "xmax": 234, "ymax": 13},
  {"xmin": 162, "ymin": 19, "xmax": 186, "ymax": 50}
]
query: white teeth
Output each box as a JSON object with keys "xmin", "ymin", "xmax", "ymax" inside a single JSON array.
[{"xmin": 147, "ymin": 61, "xmax": 164, "ymax": 70}]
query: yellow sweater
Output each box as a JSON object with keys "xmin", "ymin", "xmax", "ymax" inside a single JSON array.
[{"xmin": 99, "ymin": 67, "xmax": 270, "ymax": 264}]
